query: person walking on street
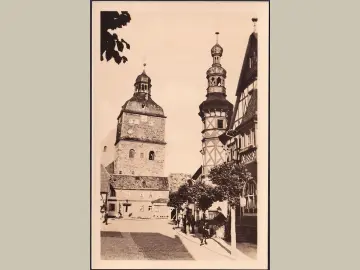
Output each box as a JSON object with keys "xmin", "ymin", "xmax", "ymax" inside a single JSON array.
[
  {"xmin": 103, "ymin": 211, "xmax": 109, "ymax": 225},
  {"xmin": 200, "ymin": 220, "xmax": 210, "ymax": 246},
  {"xmin": 190, "ymin": 215, "xmax": 195, "ymax": 234}
]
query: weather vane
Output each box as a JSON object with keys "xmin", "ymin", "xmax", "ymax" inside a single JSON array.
[{"xmin": 252, "ymin": 18, "xmax": 258, "ymax": 33}]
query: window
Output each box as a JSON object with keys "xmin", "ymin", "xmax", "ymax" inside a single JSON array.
[
  {"xmin": 142, "ymin": 103, "xmax": 145, "ymax": 108},
  {"xmin": 129, "ymin": 149, "xmax": 135, "ymax": 158},
  {"xmin": 244, "ymin": 181, "xmax": 257, "ymax": 214},
  {"xmin": 140, "ymin": 193, "xmax": 144, "ymax": 198},
  {"xmin": 217, "ymin": 119, "xmax": 224, "ymax": 129},
  {"xmin": 216, "ymin": 77, "xmax": 222, "ymax": 86},
  {"xmin": 149, "ymin": 193, "xmax": 153, "ymax": 199},
  {"xmin": 110, "ymin": 188, "xmax": 116, "ymax": 197},
  {"xmin": 149, "ymin": 151, "xmax": 155, "ymax": 160},
  {"xmin": 148, "ymin": 206, "xmax": 152, "ymax": 211},
  {"xmin": 140, "ymin": 153, "xmax": 144, "ymax": 158},
  {"xmin": 140, "ymin": 206, "xmax": 144, "ymax": 212},
  {"xmin": 109, "ymin": 204, "xmax": 115, "ymax": 211}
]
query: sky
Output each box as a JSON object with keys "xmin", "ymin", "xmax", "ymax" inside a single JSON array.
[{"xmin": 92, "ymin": 1, "xmax": 268, "ymax": 176}]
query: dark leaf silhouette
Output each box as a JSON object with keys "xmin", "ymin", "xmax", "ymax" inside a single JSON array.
[
  {"xmin": 121, "ymin": 38, "xmax": 130, "ymax": 50},
  {"xmin": 101, "ymin": 11, "xmax": 131, "ymax": 65},
  {"xmin": 116, "ymin": 41, "xmax": 124, "ymax": 52}
]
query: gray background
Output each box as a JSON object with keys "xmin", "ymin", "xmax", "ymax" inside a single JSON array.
[{"xmin": 0, "ymin": 0, "xmax": 359, "ymax": 270}]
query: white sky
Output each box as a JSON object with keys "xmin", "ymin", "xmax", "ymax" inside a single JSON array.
[{"xmin": 93, "ymin": 1, "xmax": 268, "ymax": 176}]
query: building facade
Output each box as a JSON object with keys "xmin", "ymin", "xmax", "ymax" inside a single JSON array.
[
  {"xmin": 103, "ymin": 66, "xmax": 170, "ymax": 219},
  {"xmin": 219, "ymin": 19, "xmax": 258, "ymax": 243}
]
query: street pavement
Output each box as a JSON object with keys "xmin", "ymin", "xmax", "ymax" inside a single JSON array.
[{"xmin": 100, "ymin": 218, "xmax": 250, "ymax": 261}]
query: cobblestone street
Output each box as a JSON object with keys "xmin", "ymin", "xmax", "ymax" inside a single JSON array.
[{"xmin": 100, "ymin": 218, "xmax": 250, "ymax": 261}]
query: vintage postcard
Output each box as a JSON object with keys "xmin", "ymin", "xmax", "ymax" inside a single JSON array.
[{"xmin": 91, "ymin": 1, "xmax": 269, "ymax": 269}]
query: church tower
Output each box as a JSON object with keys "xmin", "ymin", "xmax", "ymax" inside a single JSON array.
[
  {"xmin": 199, "ymin": 33, "xmax": 233, "ymax": 178},
  {"xmin": 114, "ymin": 64, "xmax": 167, "ymax": 177}
]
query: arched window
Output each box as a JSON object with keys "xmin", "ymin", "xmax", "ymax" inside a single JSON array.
[
  {"xmin": 216, "ymin": 77, "xmax": 222, "ymax": 86},
  {"xmin": 149, "ymin": 151, "xmax": 155, "ymax": 160},
  {"xmin": 129, "ymin": 149, "xmax": 135, "ymax": 158}
]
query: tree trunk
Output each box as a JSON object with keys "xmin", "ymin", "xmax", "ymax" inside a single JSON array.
[{"xmin": 230, "ymin": 205, "xmax": 237, "ymax": 256}]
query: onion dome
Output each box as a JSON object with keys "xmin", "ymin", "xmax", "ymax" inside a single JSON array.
[
  {"xmin": 211, "ymin": 43, "xmax": 223, "ymax": 57},
  {"xmin": 134, "ymin": 71, "xmax": 151, "ymax": 85}
]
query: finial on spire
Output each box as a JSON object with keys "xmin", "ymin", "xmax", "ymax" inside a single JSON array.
[
  {"xmin": 252, "ymin": 18, "xmax": 258, "ymax": 33},
  {"xmin": 215, "ymin": 32, "xmax": 220, "ymax": 43},
  {"xmin": 143, "ymin": 63, "xmax": 147, "ymax": 72}
]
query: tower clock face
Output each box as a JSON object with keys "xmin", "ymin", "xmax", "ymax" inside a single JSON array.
[{"xmin": 127, "ymin": 129, "xmax": 133, "ymax": 135}]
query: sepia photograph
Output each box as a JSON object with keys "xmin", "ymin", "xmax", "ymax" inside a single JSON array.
[{"xmin": 91, "ymin": 1, "xmax": 269, "ymax": 269}]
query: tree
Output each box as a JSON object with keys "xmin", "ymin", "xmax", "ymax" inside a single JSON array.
[
  {"xmin": 208, "ymin": 160, "xmax": 253, "ymax": 257},
  {"xmin": 188, "ymin": 181, "xmax": 219, "ymax": 220},
  {"xmin": 100, "ymin": 11, "xmax": 131, "ymax": 65}
]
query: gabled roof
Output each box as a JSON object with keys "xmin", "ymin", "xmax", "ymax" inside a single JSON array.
[
  {"xmin": 236, "ymin": 32, "xmax": 258, "ymax": 96},
  {"xmin": 192, "ymin": 166, "xmax": 203, "ymax": 180},
  {"xmin": 151, "ymin": 198, "xmax": 169, "ymax": 204},
  {"xmin": 110, "ymin": 175, "xmax": 169, "ymax": 190},
  {"xmin": 218, "ymin": 31, "xmax": 258, "ymax": 146},
  {"xmin": 100, "ymin": 164, "xmax": 110, "ymax": 193},
  {"xmin": 105, "ymin": 161, "xmax": 114, "ymax": 174}
]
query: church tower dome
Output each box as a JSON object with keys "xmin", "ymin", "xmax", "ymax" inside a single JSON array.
[{"xmin": 199, "ymin": 32, "xmax": 233, "ymax": 177}]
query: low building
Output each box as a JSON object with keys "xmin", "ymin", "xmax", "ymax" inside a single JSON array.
[{"xmin": 107, "ymin": 175, "xmax": 169, "ymax": 219}]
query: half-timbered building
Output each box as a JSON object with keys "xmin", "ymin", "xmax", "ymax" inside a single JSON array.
[{"xmin": 219, "ymin": 18, "xmax": 258, "ymax": 243}]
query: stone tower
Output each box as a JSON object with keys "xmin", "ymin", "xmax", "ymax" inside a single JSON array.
[
  {"xmin": 199, "ymin": 33, "xmax": 233, "ymax": 178},
  {"xmin": 114, "ymin": 64, "xmax": 166, "ymax": 177}
]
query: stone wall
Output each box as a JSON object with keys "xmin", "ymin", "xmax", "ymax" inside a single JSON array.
[
  {"xmin": 120, "ymin": 112, "xmax": 165, "ymax": 143},
  {"xmin": 168, "ymin": 173, "xmax": 192, "ymax": 192},
  {"xmin": 114, "ymin": 140, "xmax": 165, "ymax": 176}
]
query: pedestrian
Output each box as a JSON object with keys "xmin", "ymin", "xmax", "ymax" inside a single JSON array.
[
  {"xmin": 103, "ymin": 211, "xmax": 109, "ymax": 225},
  {"xmin": 190, "ymin": 215, "xmax": 195, "ymax": 234},
  {"xmin": 176, "ymin": 216, "xmax": 181, "ymax": 228},
  {"xmin": 200, "ymin": 221, "xmax": 210, "ymax": 246}
]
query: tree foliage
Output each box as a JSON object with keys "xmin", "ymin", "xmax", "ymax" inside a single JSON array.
[
  {"xmin": 100, "ymin": 11, "xmax": 131, "ymax": 65},
  {"xmin": 188, "ymin": 181, "xmax": 219, "ymax": 212},
  {"xmin": 209, "ymin": 160, "xmax": 253, "ymax": 207}
]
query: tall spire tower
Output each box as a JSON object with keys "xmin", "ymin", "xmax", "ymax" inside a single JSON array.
[{"xmin": 199, "ymin": 32, "xmax": 233, "ymax": 178}]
